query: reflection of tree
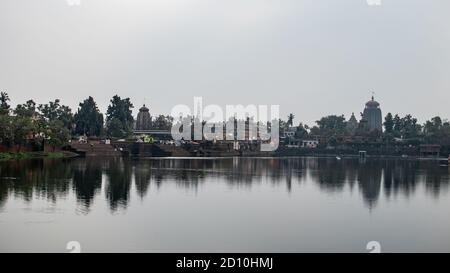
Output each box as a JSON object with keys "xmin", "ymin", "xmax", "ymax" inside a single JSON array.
[
  {"xmin": 137, "ymin": 157, "xmax": 308, "ymax": 195},
  {"xmin": 0, "ymin": 179, "xmax": 8, "ymax": 210},
  {"xmin": 104, "ymin": 158, "xmax": 132, "ymax": 212},
  {"xmin": 0, "ymin": 157, "xmax": 449, "ymax": 213},
  {"xmin": 309, "ymin": 158, "xmax": 347, "ymax": 192},
  {"xmin": 383, "ymin": 160, "xmax": 418, "ymax": 200},
  {"xmin": 305, "ymin": 159, "xmax": 383, "ymax": 208},
  {"xmin": 0, "ymin": 159, "xmax": 71, "ymax": 207},
  {"xmin": 72, "ymin": 158, "xmax": 103, "ymax": 212},
  {"xmin": 421, "ymin": 162, "xmax": 449, "ymax": 198}
]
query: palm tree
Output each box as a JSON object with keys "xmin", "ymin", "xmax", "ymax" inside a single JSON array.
[{"xmin": 287, "ymin": 113, "xmax": 295, "ymax": 127}]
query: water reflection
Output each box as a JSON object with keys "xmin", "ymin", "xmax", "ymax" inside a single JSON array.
[
  {"xmin": 72, "ymin": 159, "xmax": 102, "ymax": 212},
  {"xmin": 0, "ymin": 157, "xmax": 449, "ymax": 212}
]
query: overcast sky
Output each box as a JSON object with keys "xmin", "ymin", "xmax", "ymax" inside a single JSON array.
[{"xmin": 1, "ymin": 0, "xmax": 450, "ymax": 126}]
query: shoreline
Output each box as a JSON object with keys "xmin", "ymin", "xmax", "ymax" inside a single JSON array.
[
  {"xmin": 0, "ymin": 151, "xmax": 78, "ymax": 161},
  {"xmin": 136, "ymin": 155, "xmax": 449, "ymax": 161},
  {"xmin": 0, "ymin": 151, "xmax": 448, "ymax": 162}
]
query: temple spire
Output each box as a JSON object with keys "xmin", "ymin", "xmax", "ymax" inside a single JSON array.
[
  {"xmin": 136, "ymin": 103, "xmax": 151, "ymax": 131},
  {"xmin": 362, "ymin": 92, "xmax": 382, "ymax": 131}
]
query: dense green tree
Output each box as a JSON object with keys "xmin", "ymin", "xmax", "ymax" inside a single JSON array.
[
  {"xmin": 309, "ymin": 125, "xmax": 321, "ymax": 136},
  {"xmin": 38, "ymin": 99, "xmax": 74, "ymax": 130},
  {"xmin": 38, "ymin": 99, "xmax": 60, "ymax": 121},
  {"xmin": 57, "ymin": 105, "xmax": 75, "ymax": 131},
  {"xmin": 0, "ymin": 115, "xmax": 13, "ymax": 146},
  {"xmin": 441, "ymin": 121, "xmax": 450, "ymax": 146},
  {"xmin": 295, "ymin": 123, "xmax": 308, "ymax": 139},
  {"xmin": 316, "ymin": 115, "xmax": 347, "ymax": 136},
  {"xmin": 424, "ymin": 116, "xmax": 442, "ymax": 134},
  {"xmin": 0, "ymin": 98, "xmax": 70, "ymax": 149},
  {"xmin": 152, "ymin": 115, "xmax": 173, "ymax": 130},
  {"xmin": 0, "ymin": 92, "xmax": 10, "ymax": 116},
  {"xmin": 11, "ymin": 116, "xmax": 36, "ymax": 150},
  {"xmin": 393, "ymin": 114, "xmax": 402, "ymax": 136},
  {"xmin": 74, "ymin": 97, "xmax": 104, "ymax": 137},
  {"xmin": 1, "ymin": 95, "xmax": 39, "ymax": 148},
  {"xmin": 106, "ymin": 95, "xmax": 134, "ymax": 138},
  {"xmin": 0, "ymin": 94, "xmax": 39, "ymax": 149},
  {"xmin": 14, "ymin": 100, "xmax": 37, "ymax": 118},
  {"xmin": 401, "ymin": 114, "xmax": 421, "ymax": 139},
  {"xmin": 44, "ymin": 120, "xmax": 71, "ymax": 147},
  {"xmin": 106, "ymin": 118, "xmax": 126, "ymax": 138},
  {"xmin": 384, "ymin": 113, "xmax": 394, "ymax": 133},
  {"xmin": 423, "ymin": 116, "xmax": 450, "ymax": 144},
  {"xmin": 388, "ymin": 114, "xmax": 421, "ymax": 139}
]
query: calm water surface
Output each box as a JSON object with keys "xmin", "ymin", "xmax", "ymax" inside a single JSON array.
[{"xmin": 0, "ymin": 157, "xmax": 449, "ymax": 252}]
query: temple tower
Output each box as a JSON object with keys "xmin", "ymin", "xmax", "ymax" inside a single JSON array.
[
  {"xmin": 346, "ymin": 112, "xmax": 359, "ymax": 134},
  {"xmin": 135, "ymin": 104, "xmax": 152, "ymax": 131},
  {"xmin": 362, "ymin": 96, "xmax": 382, "ymax": 131}
]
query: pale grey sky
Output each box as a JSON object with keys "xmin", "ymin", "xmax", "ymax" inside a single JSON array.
[{"xmin": 1, "ymin": 0, "xmax": 450, "ymax": 126}]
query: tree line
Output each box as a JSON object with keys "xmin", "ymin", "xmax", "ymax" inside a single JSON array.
[
  {"xmin": 1, "ymin": 90, "xmax": 449, "ymax": 149},
  {"xmin": 0, "ymin": 92, "xmax": 174, "ymax": 149},
  {"xmin": 282, "ymin": 112, "xmax": 450, "ymax": 147}
]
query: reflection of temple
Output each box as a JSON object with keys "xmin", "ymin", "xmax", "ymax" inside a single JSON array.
[
  {"xmin": 357, "ymin": 161, "xmax": 382, "ymax": 209},
  {"xmin": 1, "ymin": 157, "xmax": 449, "ymax": 212}
]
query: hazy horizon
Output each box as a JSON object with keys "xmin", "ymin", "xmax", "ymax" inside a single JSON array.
[{"xmin": 1, "ymin": 0, "xmax": 450, "ymax": 126}]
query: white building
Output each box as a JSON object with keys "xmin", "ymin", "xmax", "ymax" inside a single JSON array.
[{"xmin": 301, "ymin": 140, "xmax": 319, "ymax": 148}]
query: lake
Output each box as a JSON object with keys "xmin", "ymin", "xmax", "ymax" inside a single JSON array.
[{"xmin": 0, "ymin": 157, "xmax": 449, "ymax": 252}]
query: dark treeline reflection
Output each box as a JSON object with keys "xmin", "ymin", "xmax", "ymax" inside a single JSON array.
[{"xmin": 0, "ymin": 157, "xmax": 449, "ymax": 212}]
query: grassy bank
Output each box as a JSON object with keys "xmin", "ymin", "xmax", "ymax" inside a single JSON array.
[{"xmin": 0, "ymin": 151, "xmax": 67, "ymax": 161}]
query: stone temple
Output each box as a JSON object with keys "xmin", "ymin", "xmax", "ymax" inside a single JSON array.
[
  {"xmin": 362, "ymin": 96, "xmax": 382, "ymax": 131},
  {"xmin": 346, "ymin": 112, "xmax": 359, "ymax": 134},
  {"xmin": 135, "ymin": 104, "xmax": 152, "ymax": 131}
]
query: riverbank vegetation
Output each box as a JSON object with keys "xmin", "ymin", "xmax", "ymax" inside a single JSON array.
[
  {"xmin": 1, "ymin": 91, "xmax": 450, "ymax": 157},
  {"xmin": 0, "ymin": 151, "xmax": 66, "ymax": 161}
]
